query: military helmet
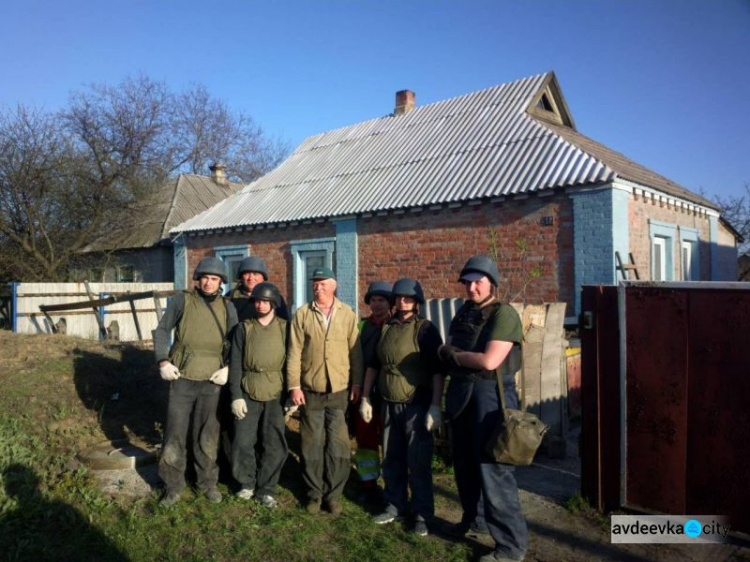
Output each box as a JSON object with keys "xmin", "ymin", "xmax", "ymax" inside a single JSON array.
[
  {"xmin": 237, "ymin": 256, "xmax": 269, "ymax": 280},
  {"xmin": 193, "ymin": 257, "xmax": 228, "ymax": 283},
  {"xmin": 391, "ymin": 278, "xmax": 425, "ymax": 304},
  {"xmin": 250, "ymin": 282, "xmax": 281, "ymax": 308},
  {"xmin": 458, "ymin": 255, "xmax": 499, "ymax": 286},
  {"xmin": 364, "ymin": 281, "xmax": 392, "ymax": 304}
]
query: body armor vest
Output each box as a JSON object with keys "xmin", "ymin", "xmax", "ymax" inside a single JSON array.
[
  {"xmin": 170, "ymin": 290, "xmax": 227, "ymax": 381},
  {"xmin": 376, "ymin": 319, "xmax": 431, "ymax": 403},
  {"xmin": 241, "ymin": 318, "xmax": 287, "ymax": 401},
  {"xmin": 449, "ymin": 301, "xmax": 521, "ymax": 382},
  {"xmin": 230, "ymin": 287, "xmax": 256, "ymax": 322}
]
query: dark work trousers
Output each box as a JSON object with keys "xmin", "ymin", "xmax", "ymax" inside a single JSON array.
[
  {"xmin": 231, "ymin": 395, "xmax": 288, "ymax": 496},
  {"xmin": 159, "ymin": 378, "xmax": 222, "ymax": 495},
  {"xmin": 451, "ymin": 379, "xmax": 528, "ymax": 560},
  {"xmin": 472, "ymin": 382, "xmax": 520, "ymax": 532},
  {"xmin": 381, "ymin": 399, "xmax": 434, "ymax": 520},
  {"xmin": 299, "ymin": 389, "xmax": 350, "ymax": 503}
]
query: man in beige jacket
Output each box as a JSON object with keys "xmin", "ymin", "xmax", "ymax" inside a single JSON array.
[{"xmin": 287, "ymin": 267, "xmax": 363, "ymax": 516}]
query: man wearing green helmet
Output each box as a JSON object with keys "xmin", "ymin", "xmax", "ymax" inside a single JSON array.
[{"xmin": 154, "ymin": 256, "xmax": 238, "ymax": 506}]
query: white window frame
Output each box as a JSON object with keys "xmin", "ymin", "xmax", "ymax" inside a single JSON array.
[
  {"xmin": 678, "ymin": 226, "xmax": 700, "ymax": 281},
  {"xmin": 652, "ymin": 237, "xmax": 667, "ymax": 281},
  {"xmin": 649, "ymin": 220, "xmax": 676, "ymax": 281}
]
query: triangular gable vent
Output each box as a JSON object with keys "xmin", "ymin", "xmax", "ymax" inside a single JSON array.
[{"xmin": 527, "ymin": 73, "xmax": 576, "ymax": 130}]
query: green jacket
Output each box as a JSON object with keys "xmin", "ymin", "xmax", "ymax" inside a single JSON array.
[{"xmin": 286, "ymin": 298, "xmax": 364, "ymax": 393}]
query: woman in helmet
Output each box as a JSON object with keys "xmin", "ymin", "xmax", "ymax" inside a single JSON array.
[
  {"xmin": 360, "ymin": 278, "xmax": 444, "ymax": 536},
  {"xmin": 228, "ymin": 282, "xmax": 289, "ymax": 509},
  {"xmin": 439, "ymin": 255, "xmax": 527, "ymax": 562}
]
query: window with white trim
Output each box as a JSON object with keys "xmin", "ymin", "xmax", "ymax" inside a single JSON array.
[
  {"xmin": 649, "ymin": 220, "xmax": 676, "ymax": 281},
  {"xmin": 679, "ymin": 226, "xmax": 700, "ymax": 281},
  {"xmin": 652, "ymin": 237, "xmax": 667, "ymax": 281}
]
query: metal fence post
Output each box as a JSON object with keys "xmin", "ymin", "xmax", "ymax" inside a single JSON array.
[{"xmin": 11, "ymin": 282, "xmax": 19, "ymax": 333}]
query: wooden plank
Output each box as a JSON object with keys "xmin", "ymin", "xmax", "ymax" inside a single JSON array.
[
  {"xmin": 540, "ymin": 303, "xmax": 567, "ymax": 434},
  {"xmin": 39, "ymin": 290, "xmax": 177, "ymax": 313},
  {"xmin": 128, "ymin": 294, "xmax": 143, "ymax": 341},
  {"xmin": 523, "ymin": 324, "xmax": 544, "ymax": 417}
]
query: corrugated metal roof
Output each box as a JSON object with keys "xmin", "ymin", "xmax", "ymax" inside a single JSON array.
[
  {"xmin": 173, "ymin": 72, "xmax": 708, "ymax": 234},
  {"xmin": 85, "ymin": 174, "xmax": 243, "ymax": 251}
]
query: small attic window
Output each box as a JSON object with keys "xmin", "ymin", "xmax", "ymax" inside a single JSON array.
[{"xmin": 537, "ymin": 94, "xmax": 554, "ymax": 112}]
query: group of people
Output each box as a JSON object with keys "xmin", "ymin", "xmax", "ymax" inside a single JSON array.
[{"xmin": 153, "ymin": 254, "xmax": 528, "ymax": 562}]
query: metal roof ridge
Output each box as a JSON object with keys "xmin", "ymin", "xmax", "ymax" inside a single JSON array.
[{"xmin": 296, "ymin": 72, "xmax": 551, "ymax": 152}]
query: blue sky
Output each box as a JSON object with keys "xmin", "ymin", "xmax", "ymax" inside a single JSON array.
[{"xmin": 2, "ymin": 0, "xmax": 749, "ymax": 201}]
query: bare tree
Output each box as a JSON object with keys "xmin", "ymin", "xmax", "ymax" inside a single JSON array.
[
  {"xmin": 0, "ymin": 74, "xmax": 289, "ymax": 282},
  {"xmin": 170, "ymin": 84, "xmax": 288, "ymax": 182},
  {"xmin": 0, "ymin": 106, "xmax": 78, "ymax": 280},
  {"xmin": 712, "ymin": 182, "xmax": 750, "ymax": 255}
]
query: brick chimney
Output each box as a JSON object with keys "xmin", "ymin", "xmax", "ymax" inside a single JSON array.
[
  {"xmin": 394, "ymin": 90, "xmax": 416, "ymax": 116},
  {"xmin": 209, "ymin": 162, "xmax": 228, "ymax": 186}
]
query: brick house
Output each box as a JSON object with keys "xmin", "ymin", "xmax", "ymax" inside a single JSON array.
[{"xmin": 171, "ymin": 72, "xmax": 739, "ymax": 320}]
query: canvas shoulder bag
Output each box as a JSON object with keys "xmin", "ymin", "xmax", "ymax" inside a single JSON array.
[{"xmin": 485, "ymin": 336, "xmax": 549, "ymax": 466}]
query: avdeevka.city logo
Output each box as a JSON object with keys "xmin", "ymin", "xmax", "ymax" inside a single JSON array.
[
  {"xmin": 610, "ymin": 515, "xmax": 729, "ymax": 544},
  {"xmin": 684, "ymin": 519, "xmax": 702, "ymax": 538}
]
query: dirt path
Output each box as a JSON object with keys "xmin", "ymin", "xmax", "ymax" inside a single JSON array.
[{"xmin": 432, "ymin": 429, "xmax": 749, "ymax": 561}]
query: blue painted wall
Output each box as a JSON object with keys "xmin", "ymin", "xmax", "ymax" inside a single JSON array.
[
  {"xmin": 709, "ymin": 215, "xmax": 719, "ymax": 279},
  {"xmin": 173, "ymin": 236, "xmax": 187, "ymax": 290},
  {"xmin": 570, "ymin": 186, "xmax": 629, "ymax": 314},
  {"xmin": 334, "ymin": 218, "xmax": 358, "ymax": 311}
]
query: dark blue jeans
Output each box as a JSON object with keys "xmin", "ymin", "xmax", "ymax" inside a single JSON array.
[
  {"xmin": 231, "ymin": 395, "xmax": 288, "ymax": 496},
  {"xmin": 381, "ymin": 399, "xmax": 434, "ymax": 520},
  {"xmin": 451, "ymin": 379, "xmax": 528, "ymax": 560},
  {"xmin": 159, "ymin": 378, "xmax": 221, "ymax": 495}
]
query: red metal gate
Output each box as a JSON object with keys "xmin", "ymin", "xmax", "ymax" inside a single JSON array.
[{"xmin": 581, "ymin": 283, "xmax": 750, "ymax": 534}]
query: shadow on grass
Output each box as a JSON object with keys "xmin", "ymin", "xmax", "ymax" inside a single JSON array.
[
  {"xmin": 0, "ymin": 463, "xmax": 128, "ymax": 561},
  {"xmin": 72, "ymin": 345, "xmax": 167, "ymax": 494},
  {"xmin": 72, "ymin": 345, "xmax": 166, "ymax": 445}
]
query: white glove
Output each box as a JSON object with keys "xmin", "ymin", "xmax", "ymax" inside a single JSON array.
[
  {"xmin": 284, "ymin": 398, "xmax": 299, "ymax": 421},
  {"xmin": 425, "ymin": 405, "xmax": 442, "ymax": 432},
  {"xmin": 159, "ymin": 362, "xmax": 180, "ymax": 381},
  {"xmin": 231, "ymin": 399, "xmax": 247, "ymax": 420},
  {"xmin": 360, "ymin": 397, "xmax": 373, "ymax": 424},
  {"xmin": 209, "ymin": 366, "xmax": 229, "ymax": 386}
]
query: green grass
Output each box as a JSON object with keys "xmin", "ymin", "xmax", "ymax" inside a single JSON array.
[{"xmin": 0, "ymin": 333, "xmax": 473, "ymax": 561}]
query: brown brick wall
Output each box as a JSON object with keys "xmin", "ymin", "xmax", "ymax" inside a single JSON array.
[
  {"xmin": 629, "ymin": 193, "xmax": 711, "ymax": 280},
  {"xmin": 358, "ymin": 193, "xmax": 574, "ymax": 310},
  {"xmin": 184, "ymin": 222, "xmax": 336, "ymax": 302},
  {"xmin": 184, "ymin": 193, "xmax": 575, "ymax": 313}
]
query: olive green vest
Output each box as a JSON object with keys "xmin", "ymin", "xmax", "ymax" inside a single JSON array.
[
  {"xmin": 377, "ymin": 319, "xmax": 431, "ymax": 403},
  {"xmin": 170, "ymin": 290, "xmax": 227, "ymax": 381},
  {"xmin": 241, "ymin": 317, "xmax": 287, "ymax": 401}
]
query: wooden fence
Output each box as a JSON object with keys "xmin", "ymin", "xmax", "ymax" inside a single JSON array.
[{"xmin": 8, "ymin": 282, "xmax": 175, "ymax": 342}]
